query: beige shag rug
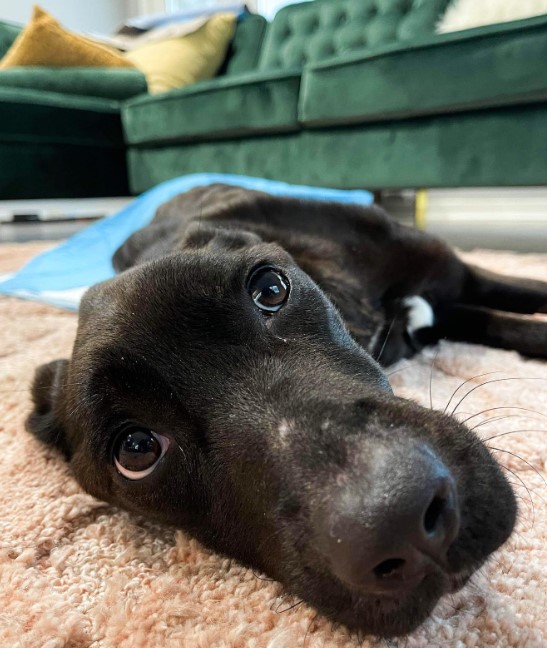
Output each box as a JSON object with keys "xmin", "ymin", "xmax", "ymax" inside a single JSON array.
[{"xmin": 1, "ymin": 243, "xmax": 546, "ymax": 648}]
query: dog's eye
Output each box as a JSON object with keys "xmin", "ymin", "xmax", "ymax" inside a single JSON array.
[
  {"xmin": 113, "ymin": 428, "xmax": 169, "ymax": 480},
  {"xmin": 248, "ymin": 266, "xmax": 290, "ymax": 313}
]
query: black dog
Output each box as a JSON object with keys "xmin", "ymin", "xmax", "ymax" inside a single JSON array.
[{"xmin": 27, "ymin": 185, "xmax": 547, "ymax": 638}]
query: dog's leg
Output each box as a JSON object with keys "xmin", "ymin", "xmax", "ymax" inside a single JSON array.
[
  {"xmin": 463, "ymin": 265, "xmax": 547, "ymax": 314},
  {"xmin": 437, "ymin": 304, "xmax": 547, "ymax": 358},
  {"xmin": 399, "ymin": 259, "xmax": 547, "ymax": 359}
]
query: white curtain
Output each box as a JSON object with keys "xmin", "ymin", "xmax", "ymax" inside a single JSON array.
[{"xmin": 257, "ymin": 0, "xmax": 310, "ymax": 18}]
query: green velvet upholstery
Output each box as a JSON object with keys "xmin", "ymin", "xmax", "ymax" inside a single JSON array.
[
  {"xmin": 258, "ymin": 0, "xmax": 451, "ymax": 70},
  {"xmin": 0, "ymin": 87, "xmax": 122, "ymax": 145},
  {"xmin": 126, "ymin": 2, "xmax": 547, "ymax": 194},
  {"xmin": 301, "ymin": 14, "xmax": 547, "ymax": 125},
  {"xmin": 0, "ymin": 11, "xmax": 269, "ymax": 198},
  {"xmin": 3, "ymin": 2, "xmax": 545, "ymax": 197},
  {"xmin": 219, "ymin": 14, "xmax": 268, "ymax": 76},
  {"xmin": 0, "ymin": 141, "xmax": 128, "ymax": 199},
  {"xmin": 0, "ymin": 20, "xmax": 21, "ymax": 58},
  {"xmin": 0, "ymin": 67, "xmax": 147, "ymax": 101},
  {"xmin": 0, "ymin": 87, "xmax": 128, "ymax": 198},
  {"xmin": 123, "ymin": 68, "xmax": 301, "ymax": 144},
  {"xmin": 128, "ymin": 103, "xmax": 547, "ymax": 192},
  {"xmin": 0, "ymin": 18, "xmax": 142, "ymax": 198}
]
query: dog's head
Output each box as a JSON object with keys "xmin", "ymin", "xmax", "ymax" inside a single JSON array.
[{"xmin": 27, "ymin": 231, "xmax": 516, "ymax": 637}]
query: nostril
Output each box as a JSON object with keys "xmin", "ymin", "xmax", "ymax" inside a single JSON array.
[
  {"xmin": 373, "ymin": 557, "xmax": 406, "ymax": 579},
  {"xmin": 423, "ymin": 496, "xmax": 446, "ymax": 535}
]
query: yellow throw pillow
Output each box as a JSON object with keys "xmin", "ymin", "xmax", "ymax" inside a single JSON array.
[
  {"xmin": 0, "ymin": 5, "xmax": 134, "ymax": 69},
  {"xmin": 125, "ymin": 13, "xmax": 236, "ymax": 94}
]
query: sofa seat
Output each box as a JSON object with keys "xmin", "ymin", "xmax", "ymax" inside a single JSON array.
[
  {"xmin": 123, "ymin": 68, "xmax": 301, "ymax": 145},
  {"xmin": 0, "ymin": 67, "xmax": 147, "ymax": 101},
  {"xmin": 0, "ymin": 87, "xmax": 128, "ymax": 198},
  {"xmin": 300, "ymin": 14, "xmax": 547, "ymax": 126},
  {"xmin": 128, "ymin": 102, "xmax": 547, "ymax": 193}
]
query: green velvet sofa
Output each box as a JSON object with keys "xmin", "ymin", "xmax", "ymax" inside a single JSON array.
[
  {"xmin": 0, "ymin": 13, "xmax": 267, "ymax": 200},
  {"xmin": 0, "ymin": 19, "xmax": 149, "ymax": 199},
  {"xmin": 122, "ymin": 0, "xmax": 547, "ymax": 194},
  {"xmin": 2, "ymin": 1, "xmax": 547, "ymax": 199}
]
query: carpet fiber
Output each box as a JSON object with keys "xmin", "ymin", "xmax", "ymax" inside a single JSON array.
[{"xmin": 1, "ymin": 243, "xmax": 546, "ymax": 648}]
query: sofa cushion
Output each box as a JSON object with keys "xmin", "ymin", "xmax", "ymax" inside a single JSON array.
[
  {"xmin": 0, "ymin": 67, "xmax": 146, "ymax": 100},
  {"xmin": 0, "ymin": 20, "xmax": 20, "ymax": 58},
  {"xmin": 123, "ymin": 69, "xmax": 301, "ymax": 145},
  {"xmin": 220, "ymin": 14, "xmax": 268, "ymax": 76},
  {"xmin": 300, "ymin": 14, "xmax": 547, "ymax": 126},
  {"xmin": 0, "ymin": 86, "xmax": 123, "ymax": 147},
  {"xmin": 259, "ymin": 0, "xmax": 450, "ymax": 71}
]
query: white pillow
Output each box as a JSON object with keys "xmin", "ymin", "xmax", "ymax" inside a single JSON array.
[{"xmin": 438, "ymin": 0, "xmax": 547, "ymax": 33}]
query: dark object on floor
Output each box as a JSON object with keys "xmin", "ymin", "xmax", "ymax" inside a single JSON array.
[{"xmin": 27, "ymin": 186, "xmax": 547, "ymax": 637}]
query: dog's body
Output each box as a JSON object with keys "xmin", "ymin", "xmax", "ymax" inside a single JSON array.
[{"xmin": 27, "ymin": 185, "xmax": 547, "ymax": 637}]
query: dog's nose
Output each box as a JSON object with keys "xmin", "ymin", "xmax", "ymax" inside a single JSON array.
[{"xmin": 316, "ymin": 443, "xmax": 460, "ymax": 594}]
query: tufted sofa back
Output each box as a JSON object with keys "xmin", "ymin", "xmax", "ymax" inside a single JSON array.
[{"xmin": 258, "ymin": 0, "xmax": 451, "ymax": 71}]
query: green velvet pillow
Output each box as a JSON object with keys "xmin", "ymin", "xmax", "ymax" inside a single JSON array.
[{"xmin": 0, "ymin": 20, "xmax": 21, "ymax": 58}]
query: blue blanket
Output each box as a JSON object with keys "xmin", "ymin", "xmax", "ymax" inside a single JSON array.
[{"xmin": 0, "ymin": 174, "xmax": 372, "ymax": 310}]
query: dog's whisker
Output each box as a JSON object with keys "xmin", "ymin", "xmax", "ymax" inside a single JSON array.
[
  {"xmin": 504, "ymin": 466, "xmax": 545, "ymax": 507},
  {"xmin": 442, "ymin": 371, "xmax": 503, "ymax": 415},
  {"xmin": 374, "ymin": 314, "xmax": 398, "ymax": 364},
  {"xmin": 385, "ymin": 355, "xmax": 434, "ymax": 378},
  {"xmin": 252, "ymin": 570, "xmax": 275, "ymax": 582},
  {"xmin": 463, "ymin": 405, "xmax": 547, "ymax": 426},
  {"xmin": 487, "ymin": 446, "xmax": 547, "ymax": 488},
  {"xmin": 450, "ymin": 377, "xmax": 547, "ymax": 417},
  {"xmin": 386, "ymin": 364, "xmax": 414, "ymax": 378},
  {"xmin": 471, "ymin": 414, "xmax": 528, "ymax": 431},
  {"xmin": 428, "ymin": 347, "xmax": 440, "ymax": 410},
  {"xmin": 497, "ymin": 465, "xmax": 537, "ymax": 528},
  {"xmin": 482, "ymin": 428, "xmax": 547, "ymax": 442},
  {"xmin": 507, "ymin": 489, "xmax": 538, "ymax": 510},
  {"xmin": 303, "ymin": 611, "xmax": 320, "ymax": 648},
  {"xmin": 504, "ymin": 472, "xmax": 538, "ymax": 514},
  {"xmin": 471, "ymin": 414, "xmax": 546, "ymax": 432},
  {"xmin": 274, "ymin": 598, "xmax": 305, "ymax": 614}
]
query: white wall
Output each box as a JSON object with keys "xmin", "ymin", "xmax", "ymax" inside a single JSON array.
[{"xmin": 0, "ymin": 0, "xmax": 133, "ymax": 33}]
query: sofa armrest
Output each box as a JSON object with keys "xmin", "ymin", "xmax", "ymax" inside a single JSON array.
[{"xmin": 0, "ymin": 67, "xmax": 147, "ymax": 101}]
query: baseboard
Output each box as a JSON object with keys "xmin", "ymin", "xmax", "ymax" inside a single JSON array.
[{"xmin": 0, "ymin": 197, "xmax": 131, "ymax": 223}]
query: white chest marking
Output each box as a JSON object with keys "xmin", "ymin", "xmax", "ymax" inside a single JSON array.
[{"xmin": 403, "ymin": 296, "xmax": 435, "ymax": 333}]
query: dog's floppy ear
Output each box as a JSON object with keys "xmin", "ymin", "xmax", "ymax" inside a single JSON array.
[{"xmin": 26, "ymin": 359, "xmax": 71, "ymax": 458}]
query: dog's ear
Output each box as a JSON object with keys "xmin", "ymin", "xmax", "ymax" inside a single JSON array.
[{"xmin": 26, "ymin": 359, "xmax": 71, "ymax": 458}]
